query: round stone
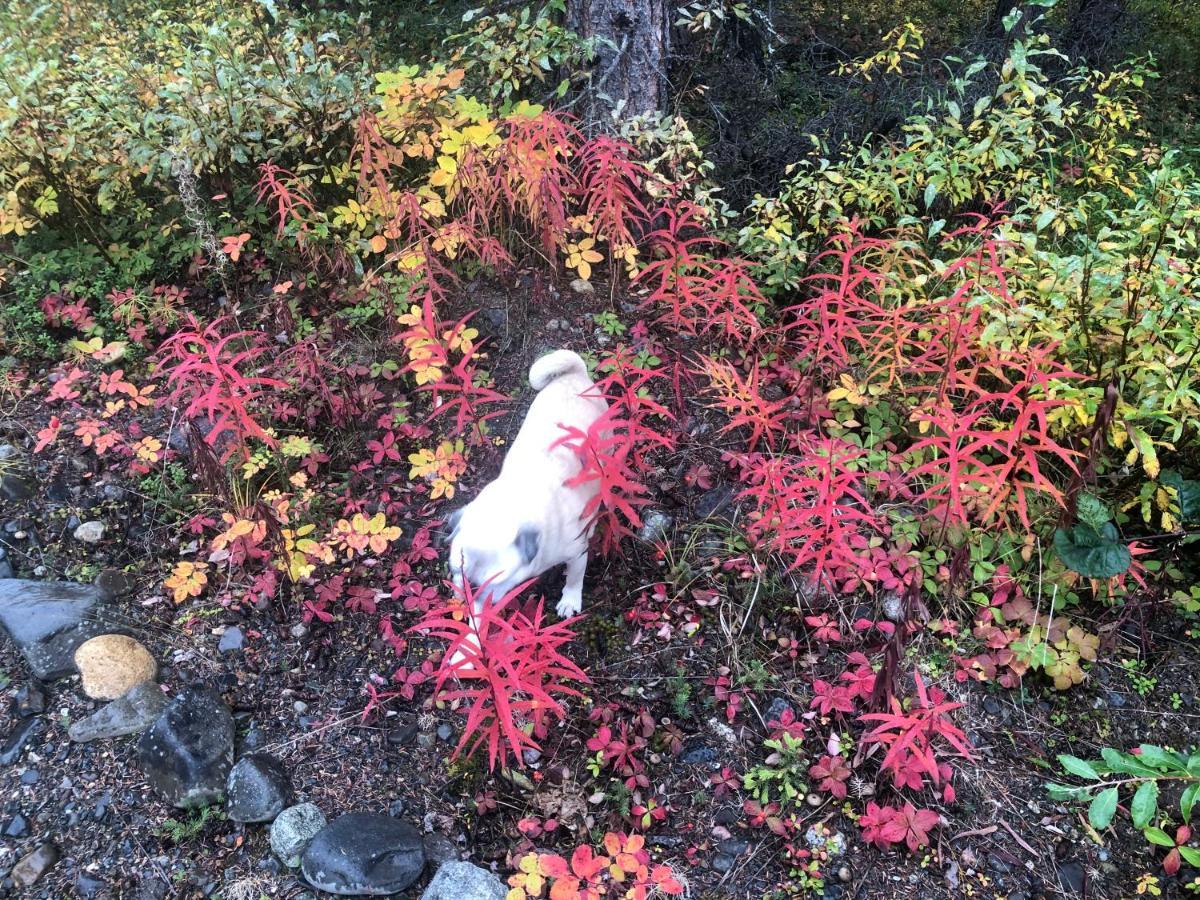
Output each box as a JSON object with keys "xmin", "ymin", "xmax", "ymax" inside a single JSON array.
[{"xmin": 74, "ymin": 635, "xmax": 157, "ymax": 700}]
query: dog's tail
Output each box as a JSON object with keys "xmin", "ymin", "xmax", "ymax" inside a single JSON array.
[{"xmin": 529, "ymin": 349, "xmax": 588, "ymax": 391}]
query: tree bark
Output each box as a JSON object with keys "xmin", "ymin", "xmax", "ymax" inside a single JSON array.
[{"xmin": 567, "ymin": 0, "xmax": 671, "ymax": 125}]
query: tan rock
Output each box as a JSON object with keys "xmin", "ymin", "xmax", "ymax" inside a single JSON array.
[{"xmin": 73, "ymin": 634, "xmax": 157, "ymax": 700}]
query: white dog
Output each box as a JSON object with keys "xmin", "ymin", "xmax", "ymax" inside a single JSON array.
[{"xmin": 447, "ymin": 349, "xmax": 608, "ymax": 620}]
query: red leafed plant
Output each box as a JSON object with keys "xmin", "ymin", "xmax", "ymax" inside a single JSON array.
[
  {"xmin": 858, "ymin": 801, "xmax": 940, "ymax": 852},
  {"xmin": 858, "ymin": 671, "xmax": 974, "ymax": 798},
  {"xmin": 255, "ymin": 161, "xmax": 316, "ymax": 237},
  {"xmin": 696, "ymin": 355, "xmax": 791, "ymax": 452},
  {"xmin": 154, "ymin": 314, "xmax": 287, "ymax": 461},
  {"xmin": 576, "ymin": 134, "xmax": 652, "ymax": 264},
  {"xmin": 415, "ymin": 578, "xmax": 590, "ymax": 771}
]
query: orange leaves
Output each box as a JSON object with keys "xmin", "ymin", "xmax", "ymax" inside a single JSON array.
[
  {"xmin": 221, "ymin": 232, "xmax": 251, "ymax": 261},
  {"xmin": 133, "ymin": 436, "xmax": 163, "ymax": 464},
  {"xmin": 407, "ymin": 439, "xmax": 467, "ymax": 499},
  {"xmin": 330, "ymin": 512, "xmax": 401, "ymax": 559},
  {"xmin": 164, "ymin": 560, "xmax": 208, "ymax": 605},
  {"xmin": 506, "ymin": 833, "xmax": 683, "ymax": 900},
  {"xmin": 34, "ymin": 416, "xmax": 61, "ymax": 452},
  {"xmin": 74, "ymin": 418, "xmax": 119, "ymax": 454}
]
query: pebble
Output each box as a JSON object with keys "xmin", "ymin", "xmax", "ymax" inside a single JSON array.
[
  {"xmin": 11, "ymin": 843, "xmax": 59, "ymax": 887},
  {"xmin": 421, "ymin": 861, "xmax": 507, "ymax": 900},
  {"xmin": 20, "ymin": 768, "xmax": 40, "ymax": 785},
  {"xmin": 14, "ymin": 682, "xmax": 47, "ymax": 718},
  {"xmin": 637, "ymin": 509, "xmax": 673, "ymax": 543},
  {"xmin": 1056, "ymin": 859, "xmax": 1085, "ymax": 895},
  {"xmin": 226, "ymin": 753, "xmax": 292, "ymax": 823},
  {"xmin": 680, "ymin": 739, "xmax": 717, "ymax": 765},
  {"xmin": 1, "ymin": 474, "xmax": 33, "ymax": 502},
  {"xmin": 0, "ymin": 717, "xmax": 41, "ymax": 765},
  {"xmin": 713, "ymin": 854, "xmax": 735, "ymax": 873},
  {"xmin": 436, "ymin": 724, "xmax": 453, "ymax": 742},
  {"xmin": 74, "ymin": 634, "xmax": 157, "ymax": 699},
  {"xmin": 387, "ymin": 722, "xmax": 418, "ymax": 747},
  {"xmin": 73, "ymin": 520, "xmax": 106, "ymax": 543},
  {"xmin": 290, "ymin": 623, "xmax": 309, "ymax": 639},
  {"xmin": 765, "ymin": 697, "xmax": 795, "ymax": 723},
  {"xmin": 570, "ymin": 278, "xmax": 595, "ymax": 295},
  {"xmin": 270, "ymin": 803, "xmax": 327, "ymax": 867},
  {"xmin": 218, "ymin": 626, "xmax": 245, "ymax": 653},
  {"xmin": 3, "ymin": 813, "xmax": 28, "ymax": 837}
]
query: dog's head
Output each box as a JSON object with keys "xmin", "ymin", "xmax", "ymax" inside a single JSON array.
[{"xmin": 448, "ymin": 506, "xmax": 541, "ymax": 610}]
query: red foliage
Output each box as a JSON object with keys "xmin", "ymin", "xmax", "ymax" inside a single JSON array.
[
  {"xmin": 255, "ymin": 162, "xmax": 316, "ymax": 237},
  {"xmin": 415, "ymin": 578, "xmax": 590, "ymax": 770},
  {"xmin": 859, "ymin": 802, "xmax": 939, "ymax": 852},
  {"xmin": 155, "ymin": 315, "xmax": 287, "ymax": 460}
]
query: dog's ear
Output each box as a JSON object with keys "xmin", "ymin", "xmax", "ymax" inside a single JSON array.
[{"xmin": 514, "ymin": 525, "xmax": 540, "ymax": 565}]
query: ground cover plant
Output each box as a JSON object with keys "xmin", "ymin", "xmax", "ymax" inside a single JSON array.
[{"xmin": 0, "ymin": 0, "xmax": 1198, "ymax": 897}]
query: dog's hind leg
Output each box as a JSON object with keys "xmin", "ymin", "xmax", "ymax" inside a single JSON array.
[{"xmin": 556, "ymin": 549, "xmax": 587, "ymax": 618}]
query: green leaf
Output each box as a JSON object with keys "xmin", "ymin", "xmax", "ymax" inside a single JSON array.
[
  {"xmin": 1182, "ymin": 783, "xmax": 1199, "ymax": 822},
  {"xmin": 924, "ymin": 181, "xmax": 938, "ymax": 210},
  {"xmin": 1058, "ymin": 755, "xmax": 1101, "ymax": 780},
  {"xmin": 1144, "ymin": 826, "xmax": 1176, "ymax": 847},
  {"xmin": 1035, "ymin": 208, "xmax": 1057, "ymax": 232},
  {"xmin": 1075, "ymin": 493, "xmax": 1112, "ymax": 531},
  {"xmin": 1131, "ymin": 780, "xmax": 1158, "ymax": 828},
  {"xmin": 1135, "ymin": 745, "xmax": 1178, "ymax": 772},
  {"xmin": 1047, "ymin": 782, "xmax": 1086, "ymax": 801},
  {"xmin": 1089, "ymin": 787, "xmax": 1119, "ymax": 830},
  {"xmin": 1161, "ymin": 471, "xmax": 1200, "ymax": 524},
  {"xmin": 1054, "ymin": 524, "xmax": 1131, "ymax": 578},
  {"xmin": 1180, "ymin": 846, "xmax": 1200, "ymax": 867}
]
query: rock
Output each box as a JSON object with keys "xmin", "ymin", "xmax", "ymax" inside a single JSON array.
[
  {"xmin": 766, "ymin": 697, "xmax": 795, "ymax": 724},
  {"xmin": 481, "ymin": 308, "xmax": 508, "ymax": 330},
  {"xmin": 1, "ymin": 716, "xmax": 41, "ymax": 765},
  {"xmin": 20, "ymin": 768, "xmax": 40, "ymax": 784},
  {"xmin": 421, "ymin": 861, "xmax": 506, "ymax": 900},
  {"xmin": 270, "ymin": 803, "xmax": 327, "ymax": 867},
  {"xmin": 11, "ymin": 843, "xmax": 59, "ymax": 887},
  {"xmin": 638, "ymin": 509, "xmax": 673, "ymax": 543},
  {"xmin": 74, "ymin": 634, "xmax": 157, "ymax": 700},
  {"xmin": 217, "ymin": 626, "xmax": 244, "ymax": 653},
  {"xmin": 95, "ymin": 568, "xmax": 134, "ymax": 598},
  {"xmin": 713, "ymin": 854, "xmax": 735, "ymax": 873},
  {"xmin": 1056, "ymin": 859, "xmax": 1085, "ymax": 895},
  {"xmin": 3, "ymin": 812, "xmax": 28, "ymax": 837},
  {"xmin": 0, "ymin": 443, "xmax": 16, "ymax": 460},
  {"xmin": 695, "ymin": 485, "xmax": 734, "ymax": 520},
  {"xmin": 14, "ymin": 682, "xmax": 47, "ymax": 717},
  {"xmin": 880, "ymin": 591, "xmax": 905, "ymax": 623},
  {"xmin": 436, "ymin": 723, "xmax": 453, "ymax": 742},
  {"xmin": 0, "ymin": 579, "xmax": 119, "ymax": 680},
  {"xmin": 423, "ymin": 833, "xmax": 458, "ymax": 866},
  {"xmin": 226, "ymin": 753, "xmax": 292, "ymax": 823},
  {"xmin": 387, "ymin": 722, "xmax": 418, "ymax": 747},
  {"xmin": 0, "ymin": 547, "xmax": 13, "ymax": 579},
  {"xmin": 290, "ymin": 623, "xmax": 309, "ymax": 640},
  {"xmin": 69, "ymin": 681, "xmax": 167, "ymax": 742},
  {"xmin": 301, "ymin": 813, "xmax": 425, "ymax": 895},
  {"xmin": 570, "ymin": 278, "xmax": 595, "ymax": 295},
  {"xmin": 1, "ymin": 474, "xmax": 33, "ymax": 502},
  {"xmin": 680, "ymin": 739, "xmax": 717, "ymax": 765},
  {"xmin": 77, "ymin": 874, "xmax": 107, "ymax": 896},
  {"xmin": 136, "ymin": 686, "xmax": 234, "ymax": 808},
  {"xmin": 73, "ymin": 520, "xmax": 106, "ymax": 543}
]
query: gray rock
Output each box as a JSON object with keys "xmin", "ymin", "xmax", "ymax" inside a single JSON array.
[
  {"xmin": 422, "ymin": 861, "xmax": 506, "ymax": 900},
  {"xmin": 0, "ymin": 547, "xmax": 13, "ymax": 579},
  {"xmin": 136, "ymin": 686, "xmax": 234, "ymax": 808},
  {"xmin": 638, "ymin": 509, "xmax": 673, "ymax": 543},
  {"xmin": 301, "ymin": 813, "xmax": 425, "ymax": 895},
  {"xmin": 11, "ymin": 843, "xmax": 59, "ymax": 887},
  {"xmin": 1, "ymin": 717, "xmax": 40, "ymax": 765},
  {"xmin": 69, "ymin": 681, "xmax": 167, "ymax": 742},
  {"xmin": 713, "ymin": 854, "xmax": 735, "ymax": 873},
  {"xmin": 0, "ymin": 443, "xmax": 16, "ymax": 460},
  {"xmin": 73, "ymin": 520, "xmax": 106, "ymax": 543},
  {"xmin": 218, "ymin": 626, "xmax": 245, "ymax": 653},
  {"xmin": 681, "ymin": 738, "xmax": 717, "ymax": 764},
  {"xmin": 1056, "ymin": 859, "xmax": 1085, "ymax": 895},
  {"xmin": 226, "ymin": 753, "xmax": 292, "ymax": 823},
  {"xmin": 1, "ymin": 474, "xmax": 33, "ymax": 502},
  {"xmin": 695, "ymin": 485, "xmax": 735, "ymax": 519},
  {"xmin": 14, "ymin": 682, "xmax": 46, "ymax": 718},
  {"xmin": 423, "ymin": 833, "xmax": 457, "ymax": 865},
  {"xmin": 77, "ymin": 874, "xmax": 107, "ymax": 896},
  {"xmin": 3, "ymin": 812, "xmax": 28, "ymax": 837},
  {"xmin": 270, "ymin": 803, "xmax": 327, "ymax": 867},
  {"xmin": 570, "ymin": 278, "xmax": 595, "ymax": 295},
  {"xmin": 0, "ymin": 579, "xmax": 119, "ymax": 680},
  {"xmin": 766, "ymin": 697, "xmax": 795, "ymax": 724}
]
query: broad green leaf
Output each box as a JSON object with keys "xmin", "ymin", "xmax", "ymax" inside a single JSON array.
[
  {"xmin": 1054, "ymin": 524, "xmax": 1131, "ymax": 578},
  {"xmin": 1047, "ymin": 782, "xmax": 1086, "ymax": 801},
  {"xmin": 1143, "ymin": 827, "xmax": 1175, "ymax": 848},
  {"xmin": 1058, "ymin": 755, "xmax": 1101, "ymax": 780},
  {"xmin": 1130, "ymin": 780, "xmax": 1158, "ymax": 828},
  {"xmin": 1182, "ymin": 783, "xmax": 1199, "ymax": 822},
  {"xmin": 1161, "ymin": 471, "xmax": 1200, "ymax": 524},
  {"xmin": 1135, "ymin": 745, "xmax": 1176, "ymax": 771},
  {"xmin": 1089, "ymin": 787, "xmax": 1119, "ymax": 830},
  {"xmin": 1181, "ymin": 847, "xmax": 1200, "ymax": 867}
]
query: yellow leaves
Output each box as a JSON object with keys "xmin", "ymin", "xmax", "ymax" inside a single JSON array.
[
  {"xmin": 331, "ymin": 512, "xmax": 402, "ymax": 559},
  {"xmin": 278, "ymin": 524, "xmax": 333, "ymax": 582},
  {"xmin": 210, "ymin": 516, "xmax": 266, "ymax": 558},
  {"xmin": 564, "ymin": 236, "xmax": 603, "ymax": 280},
  {"xmin": 1122, "ymin": 425, "xmax": 1161, "ymax": 479},
  {"xmin": 408, "ymin": 439, "xmax": 467, "ymax": 499},
  {"xmin": 133, "ymin": 436, "xmax": 163, "ymax": 464},
  {"xmin": 164, "ymin": 560, "xmax": 208, "ymax": 605},
  {"xmin": 331, "ymin": 198, "xmax": 369, "ymax": 231},
  {"xmin": 67, "ymin": 337, "xmax": 127, "ymax": 364},
  {"xmin": 827, "ymin": 373, "xmax": 869, "ymax": 407},
  {"xmin": 506, "ymin": 853, "xmax": 546, "ymax": 899},
  {"xmin": 279, "ymin": 435, "xmax": 315, "ymax": 458}
]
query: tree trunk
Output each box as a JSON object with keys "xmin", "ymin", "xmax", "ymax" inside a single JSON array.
[{"xmin": 567, "ymin": 0, "xmax": 671, "ymax": 125}]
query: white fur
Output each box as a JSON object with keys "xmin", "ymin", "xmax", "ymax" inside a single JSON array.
[{"xmin": 448, "ymin": 349, "xmax": 607, "ymax": 621}]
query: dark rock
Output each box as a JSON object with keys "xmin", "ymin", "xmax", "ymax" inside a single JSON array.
[
  {"xmin": 94, "ymin": 569, "xmax": 134, "ymax": 599},
  {"xmin": 69, "ymin": 681, "xmax": 167, "ymax": 742},
  {"xmin": 0, "ymin": 548, "xmax": 12, "ymax": 579},
  {"xmin": 714, "ymin": 807, "xmax": 740, "ymax": 826},
  {"xmin": 1, "ymin": 475, "xmax": 33, "ymax": 502},
  {"xmin": 241, "ymin": 727, "xmax": 266, "ymax": 752},
  {"xmin": 421, "ymin": 861, "xmax": 506, "ymax": 900},
  {"xmin": 716, "ymin": 839, "xmax": 749, "ymax": 856},
  {"xmin": 19, "ymin": 768, "xmax": 39, "ymax": 785},
  {"xmin": 3, "ymin": 813, "xmax": 27, "ymax": 837},
  {"xmin": 45, "ymin": 478, "xmax": 70, "ymax": 503},
  {"xmin": 387, "ymin": 722, "xmax": 418, "ymax": 747},
  {"xmin": 270, "ymin": 803, "xmax": 327, "ymax": 866},
  {"xmin": 713, "ymin": 854, "xmax": 735, "ymax": 873},
  {"xmin": 1, "ymin": 716, "xmax": 41, "ymax": 765},
  {"xmin": 983, "ymin": 697, "xmax": 1002, "ymax": 715},
  {"xmin": 765, "ymin": 697, "xmax": 794, "ymax": 724},
  {"xmin": 14, "ymin": 682, "xmax": 46, "ymax": 718},
  {"xmin": 1107, "ymin": 692, "xmax": 1127, "ymax": 708},
  {"xmin": 136, "ymin": 686, "xmax": 234, "ymax": 808},
  {"xmin": 695, "ymin": 485, "xmax": 735, "ymax": 519},
  {"xmin": 217, "ymin": 627, "xmax": 245, "ymax": 653},
  {"xmin": 1056, "ymin": 860, "xmax": 1085, "ymax": 895},
  {"xmin": 11, "ymin": 843, "xmax": 59, "ymax": 887},
  {"xmin": 388, "ymin": 799, "xmax": 406, "ymax": 818},
  {"xmin": 681, "ymin": 738, "xmax": 717, "ymax": 764},
  {"xmin": 436, "ymin": 723, "xmax": 453, "ymax": 742},
  {"xmin": 423, "ymin": 833, "xmax": 458, "ymax": 866},
  {"xmin": 226, "ymin": 753, "xmax": 292, "ymax": 823},
  {"xmin": 301, "ymin": 813, "xmax": 425, "ymax": 895},
  {"xmin": 988, "ymin": 855, "xmax": 1013, "ymax": 875},
  {"xmin": 0, "ymin": 579, "xmax": 121, "ymax": 680}
]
